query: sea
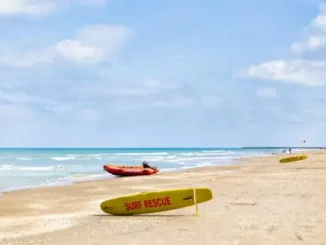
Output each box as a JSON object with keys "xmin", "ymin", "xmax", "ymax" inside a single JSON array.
[{"xmin": 0, "ymin": 147, "xmax": 312, "ymax": 193}]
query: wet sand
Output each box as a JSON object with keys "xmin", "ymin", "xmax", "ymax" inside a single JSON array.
[{"xmin": 1, "ymin": 151, "xmax": 326, "ymax": 245}]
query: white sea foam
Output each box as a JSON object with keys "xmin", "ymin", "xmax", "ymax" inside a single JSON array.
[
  {"xmin": 113, "ymin": 152, "xmax": 168, "ymax": 156},
  {"xmin": 181, "ymin": 152, "xmax": 232, "ymax": 156},
  {"xmin": 51, "ymin": 156, "xmax": 76, "ymax": 161},
  {"xmin": 0, "ymin": 164, "xmax": 14, "ymax": 170},
  {"xmin": 16, "ymin": 157, "xmax": 37, "ymax": 161},
  {"xmin": 201, "ymin": 150, "xmax": 229, "ymax": 153},
  {"xmin": 162, "ymin": 156, "xmax": 233, "ymax": 162},
  {"xmin": 159, "ymin": 168, "xmax": 177, "ymax": 172},
  {"xmin": 53, "ymin": 154, "xmax": 107, "ymax": 161},
  {"xmin": 87, "ymin": 153, "xmax": 109, "ymax": 157},
  {"xmin": 180, "ymin": 162, "xmax": 213, "ymax": 170},
  {"xmin": 0, "ymin": 165, "xmax": 65, "ymax": 171},
  {"xmin": 18, "ymin": 166, "xmax": 59, "ymax": 171},
  {"xmin": 135, "ymin": 156, "xmax": 165, "ymax": 162}
]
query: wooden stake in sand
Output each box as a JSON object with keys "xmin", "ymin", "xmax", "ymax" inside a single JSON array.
[{"xmin": 193, "ymin": 188, "xmax": 199, "ymax": 216}]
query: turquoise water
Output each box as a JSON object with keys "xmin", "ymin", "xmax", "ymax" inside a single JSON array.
[{"xmin": 0, "ymin": 147, "xmax": 299, "ymax": 193}]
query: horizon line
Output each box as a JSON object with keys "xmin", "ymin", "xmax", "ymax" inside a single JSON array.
[{"xmin": 0, "ymin": 146, "xmax": 323, "ymax": 149}]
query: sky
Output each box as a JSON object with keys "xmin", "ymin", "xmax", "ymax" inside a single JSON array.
[{"xmin": 0, "ymin": 0, "xmax": 326, "ymax": 147}]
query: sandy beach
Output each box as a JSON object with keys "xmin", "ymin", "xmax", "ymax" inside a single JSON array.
[{"xmin": 1, "ymin": 151, "xmax": 326, "ymax": 245}]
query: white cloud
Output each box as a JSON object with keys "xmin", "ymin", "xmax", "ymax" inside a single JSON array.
[
  {"xmin": 290, "ymin": 4, "xmax": 326, "ymax": 54},
  {"xmin": 0, "ymin": 0, "xmax": 53, "ymax": 16},
  {"xmin": 246, "ymin": 59, "xmax": 326, "ymax": 86},
  {"xmin": 239, "ymin": 3, "xmax": 326, "ymax": 87},
  {"xmin": 56, "ymin": 24, "xmax": 130, "ymax": 64},
  {"xmin": 0, "ymin": 86, "xmax": 101, "ymax": 122},
  {"xmin": 56, "ymin": 40, "xmax": 102, "ymax": 63},
  {"xmin": 0, "ymin": 0, "xmax": 108, "ymax": 16},
  {"xmin": 0, "ymin": 49, "xmax": 54, "ymax": 68},
  {"xmin": 311, "ymin": 3, "xmax": 326, "ymax": 30},
  {"xmin": 0, "ymin": 89, "xmax": 58, "ymax": 106},
  {"xmin": 291, "ymin": 36, "xmax": 326, "ymax": 54},
  {"xmin": 63, "ymin": 76, "xmax": 197, "ymax": 110},
  {"xmin": 73, "ymin": 78, "xmax": 181, "ymax": 100},
  {"xmin": 256, "ymin": 88, "xmax": 279, "ymax": 99},
  {"xmin": 0, "ymin": 24, "xmax": 131, "ymax": 68}
]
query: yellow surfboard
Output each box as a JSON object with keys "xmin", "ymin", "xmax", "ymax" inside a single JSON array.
[
  {"xmin": 279, "ymin": 155, "xmax": 308, "ymax": 163},
  {"xmin": 100, "ymin": 187, "xmax": 213, "ymax": 215}
]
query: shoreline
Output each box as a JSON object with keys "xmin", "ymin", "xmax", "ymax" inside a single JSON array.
[
  {"xmin": 0, "ymin": 150, "xmax": 284, "ymax": 196},
  {"xmin": 0, "ymin": 151, "xmax": 289, "ymax": 200},
  {"xmin": 0, "ymin": 146, "xmax": 315, "ymax": 196},
  {"xmin": 0, "ymin": 149, "xmax": 297, "ymax": 198}
]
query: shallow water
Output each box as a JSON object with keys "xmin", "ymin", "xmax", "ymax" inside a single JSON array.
[{"xmin": 0, "ymin": 147, "xmax": 307, "ymax": 192}]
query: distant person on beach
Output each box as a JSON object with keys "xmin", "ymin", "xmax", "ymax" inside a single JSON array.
[
  {"xmin": 289, "ymin": 148, "xmax": 292, "ymax": 154},
  {"xmin": 142, "ymin": 161, "xmax": 157, "ymax": 170}
]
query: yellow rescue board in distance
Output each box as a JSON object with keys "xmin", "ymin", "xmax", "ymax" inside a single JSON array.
[
  {"xmin": 100, "ymin": 188, "xmax": 213, "ymax": 215},
  {"xmin": 279, "ymin": 155, "xmax": 308, "ymax": 163}
]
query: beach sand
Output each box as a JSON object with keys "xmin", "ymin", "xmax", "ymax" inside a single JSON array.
[{"xmin": 1, "ymin": 151, "xmax": 326, "ymax": 245}]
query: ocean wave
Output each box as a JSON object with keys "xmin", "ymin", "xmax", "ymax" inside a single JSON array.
[
  {"xmin": 159, "ymin": 168, "xmax": 177, "ymax": 172},
  {"xmin": 113, "ymin": 152, "xmax": 168, "ymax": 156},
  {"xmin": 201, "ymin": 150, "xmax": 229, "ymax": 153},
  {"xmin": 0, "ymin": 164, "xmax": 14, "ymax": 170},
  {"xmin": 50, "ymin": 155, "xmax": 105, "ymax": 161},
  {"xmin": 133, "ymin": 156, "xmax": 164, "ymax": 162},
  {"xmin": 180, "ymin": 153, "xmax": 206, "ymax": 156},
  {"xmin": 133, "ymin": 155, "xmax": 178, "ymax": 161},
  {"xmin": 134, "ymin": 154, "xmax": 234, "ymax": 163},
  {"xmin": 180, "ymin": 162, "xmax": 213, "ymax": 169},
  {"xmin": 0, "ymin": 164, "xmax": 65, "ymax": 171},
  {"xmin": 51, "ymin": 156, "xmax": 76, "ymax": 161},
  {"xmin": 180, "ymin": 152, "xmax": 233, "ymax": 156},
  {"xmin": 16, "ymin": 157, "xmax": 38, "ymax": 161},
  {"xmin": 154, "ymin": 161, "xmax": 185, "ymax": 165},
  {"xmin": 87, "ymin": 154, "xmax": 109, "ymax": 157},
  {"xmin": 162, "ymin": 156, "xmax": 233, "ymax": 162}
]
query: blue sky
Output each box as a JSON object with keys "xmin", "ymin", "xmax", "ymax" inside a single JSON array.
[{"xmin": 0, "ymin": 0, "xmax": 325, "ymax": 147}]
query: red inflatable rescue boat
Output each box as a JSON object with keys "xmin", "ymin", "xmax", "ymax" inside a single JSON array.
[{"xmin": 103, "ymin": 164, "xmax": 159, "ymax": 176}]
